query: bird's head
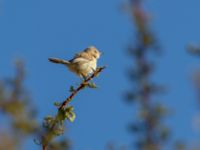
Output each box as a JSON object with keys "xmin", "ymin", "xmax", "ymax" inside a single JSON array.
[{"xmin": 85, "ymin": 46, "xmax": 101, "ymax": 59}]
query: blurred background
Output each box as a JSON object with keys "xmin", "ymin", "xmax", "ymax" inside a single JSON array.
[{"xmin": 1, "ymin": 0, "xmax": 200, "ymax": 150}]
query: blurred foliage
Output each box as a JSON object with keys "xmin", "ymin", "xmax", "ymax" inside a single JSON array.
[
  {"xmin": 187, "ymin": 44, "xmax": 200, "ymax": 150},
  {"xmin": 187, "ymin": 44, "xmax": 200, "ymax": 56},
  {"xmin": 124, "ymin": 0, "xmax": 170, "ymax": 149},
  {"xmin": 48, "ymin": 139, "xmax": 70, "ymax": 150},
  {"xmin": 106, "ymin": 142, "xmax": 127, "ymax": 150},
  {"xmin": 174, "ymin": 141, "xmax": 187, "ymax": 150},
  {"xmin": 0, "ymin": 60, "xmax": 38, "ymax": 150}
]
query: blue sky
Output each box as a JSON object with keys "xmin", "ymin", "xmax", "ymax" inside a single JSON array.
[{"xmin": 0, "ymin": 0, "xmax": 200, "ymax": 150}]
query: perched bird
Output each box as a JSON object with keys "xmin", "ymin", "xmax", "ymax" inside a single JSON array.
[{"xmin": 48, "ymin": 46, "xmax": 101, "ymax": 79}]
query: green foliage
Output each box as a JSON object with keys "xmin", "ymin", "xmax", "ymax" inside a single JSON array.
[
  {"xmin": 69, "ymin": 86, "xmax": 75, "ymax": 92},
  {"xmin": 64, "ymin": 106, "xmax": 76, "ymax": 122}
]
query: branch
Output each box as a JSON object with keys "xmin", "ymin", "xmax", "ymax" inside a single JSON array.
[
  {"xmin": 41, "ymin": 66, "xmax": 106, "ymax": 150},
  {"xmin": 59, "ymin": 66, "xmax": 106, "ymax": 110}
]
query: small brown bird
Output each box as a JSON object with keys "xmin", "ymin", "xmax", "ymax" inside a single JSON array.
[{"xmin": 48, "ymin": 46, "xmax": 101, "ymax": 79}]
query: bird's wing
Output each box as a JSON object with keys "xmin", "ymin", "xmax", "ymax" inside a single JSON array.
[
  {"xmin": 73, "ymin": 51, "xmax": 93, "ymax": 61},
  {"xmin": 69, "ymin": 57, "xmax": 90, "ymax": 64}
]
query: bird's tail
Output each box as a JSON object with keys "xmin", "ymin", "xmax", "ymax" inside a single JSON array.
[{"xmin": 48, "ymin": 58, "xmax": 70, "ymax": 65}]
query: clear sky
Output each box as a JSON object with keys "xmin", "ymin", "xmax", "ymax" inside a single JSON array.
[{"xmin": 0, "ymin": 0, "xmax": 200, "ymax": 150}]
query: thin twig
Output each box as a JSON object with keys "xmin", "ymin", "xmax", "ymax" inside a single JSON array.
[
  {"xmin": 42, "ymin": 66, "xmax": 106, "ymax": 150},
  {"xmin": 59, "ymin": 66, "xmax": 106, "ymax": 110}
]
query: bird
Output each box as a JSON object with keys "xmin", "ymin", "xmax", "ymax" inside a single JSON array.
[{"xmin": 48, "ymin": 46, "xmax": 101, "ymax": 79}]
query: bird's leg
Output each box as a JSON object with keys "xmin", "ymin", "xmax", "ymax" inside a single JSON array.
[
  {"xmin": 89, "ymin": 68, "xmax": 96, "ymax": 82},
  {"xmin": 80, "ymin": 74, "xmax": 87, "ymax": 83}
]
